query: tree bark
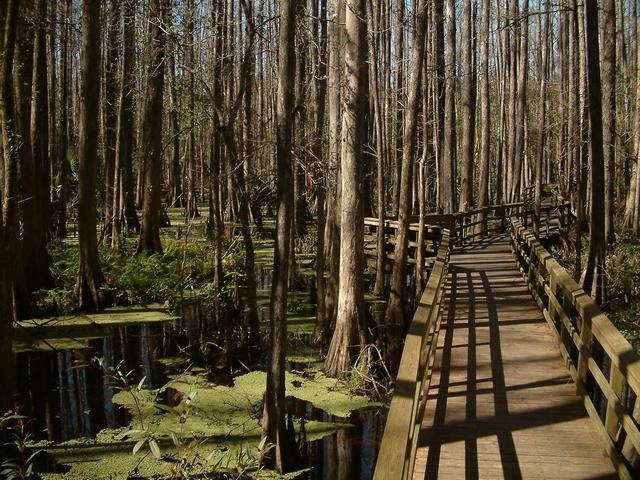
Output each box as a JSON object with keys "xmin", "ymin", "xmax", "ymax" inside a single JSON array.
[
  {"xmin": 103, "ymin": 0, "xmax": 120, "ymax": 236},
  {"xmin": 510, "ymin": 0, "xmax": 529, "ymax": 202},
  {"xmin": 477, "ymin": 0, "xmax": 490, "ymax": 235},
  {"xmin": 55, "ymin": 0, "xmax": 70, "ymax": 239},
  {"xmin": 581, "ymin": 0, "xmax": 606, "ymax": 304},
  {"xmin": 602, "ymin": 0, "xmax": 616, "ymax": 244},
  {"xmin": 137, "ymin": 0, "xmax": 166, "ymax": 254},
  {"xmin": 459, "ymin": 0, "xmax": 476, "ymax": 211},
  {"xmin": 323, "ymin": 0, "xmax": 344, "ymax": 332},
  {"xmin": 324, "ymin": 0, "xmax": 368, "ymax": 378},
  {"xmin": 0, "ymin": 0, "xmax": 20, "ymax": 414},
  {"xmin": 16, "ymin": 1, "xmax": 51, "ymax": 291},
  {"xmin": 440, "ymin": 0, "xmax": 456, "ymax": 213},
  {"xmin": 313, "ymin": 0, "xmax": 328, "ymax": 341},
  {"xmin": 534, "ymin": 1, "xmax": 550, "ymax": 236},
  {"xmin": 384, "ymin": 0, "xmax": 427, "ymax": 326},
  {"xmin": 263, "ymin": 0, "xmax": 296, "ymax": 472},
  {"xmin": 76, "ymin": 0, "xmax": 104, "ymax": 310},
  {"xmin": 369, "ymin": 0, "xmax": 386, "ymax": 296},
  {"xmin": 31, "ymin": 0, "xmax": 51, "ymax": 239},
  {"xmin": 112, "ymin": 0, "xmax": 138, "ymax": 246}
]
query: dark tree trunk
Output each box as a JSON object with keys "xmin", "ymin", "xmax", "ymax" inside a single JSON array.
[
  {"xmin": 313, "ymin": 0, "xmax": 328, "ymax": 340},
  {"xmin": 369, "ymin": 0, "xmax": 386, "ymax": 296},
  {"xmin": 168, "ymin": 48, "xmax": 182, "ymax": 207},
  {"xmin": 103, "ymin": 0, "xmax": 120, "ymax": 236},
  {"xmin": 55, "ymin": 0, "xmax": 70, "ymax": 239},
  {"xmin": 15, "ymin": 1, "xmax": 48, "ymax": 291},
  {"xmin": 76, "ymin": 0, "xmax": 104, "ymax": 310},
  {"xmin": 263, "ymin": 0, "xmax": 296, "ymax": 472},
  {"xmin": 384, "ymin": 0, "xmax": 427, "ymax": 326},
  {"xmin": 32, "ymin": 0, "xmax": 51, "ymax": 239},
  {"xmin": 112, "ymin": 0, "xmax": 138, "ymax": 246},
  {"xmin": 0, "ymin": 0, "xmax": 20, "ymax": 414},
  {"xmin": 137, "ymin": 0, "xmax": 166, "ymax": 254},
  {"xmin": 581, "ymin": 0, "xmax": 606, "ymax": 304},
  {"xmin": 602, "ymin": 0, "xmax": 616, "ymax": 244}
]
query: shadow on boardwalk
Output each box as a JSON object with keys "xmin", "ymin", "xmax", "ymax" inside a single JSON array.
[{"xmin": 413, "ymin": 235, "xmax": 617, "ymax": 480}]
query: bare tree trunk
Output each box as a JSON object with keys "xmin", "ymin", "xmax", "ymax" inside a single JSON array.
[
  {"xmin": 185, "ymin": 0, "xmax": 199, "ymax": 221},
  {"xmin": 440, "ymin": 0, "xmax": 456, "ymax": 213},
  {"xmin": 210, "ymin": 0, "xmax": 224, "ymax": 300},
  {"xmin": 477, "ymin": 0, "xmax": 490, "ymax": 234},
  {"xmin": 324, "ymin": 0, "xmax": 368, "ymax": 378},
  {"xmin": 324, "ymin": 0, "xmax": 344, "ymax": 332},
  {"xmin": 369, "ymin": 0, "xmax": 386, "ymax": 296},
  {"xmin": 313, "ymin": 0, "xmax": 328, "ymax": 340},
  {"xmin": 576, "ymin": 1, "xmax": 588, "ymax": 274},
  {"xmin": 47, "ymin": 0, "xmax": 56, "ymax": 207},
  {"xmin": 103, "ymin": 0, "xmax": 120, "ymax": 237},
  {"xmin": 510, "ymin": 0, "xmax": 529, "ymax": 202},
  {"xmin": 32, "ymin": 0, "xmax": 51, "ymax": 238},
  {"xmin": 137, "ymin": 0, "xmax": 166, "ymax": 254},
  {"xmin": 434, "ymin": 0, "xmax": 445, "ymax": 208},
  {"xmin": 15, "ymin": 1, "xmax": 48, "ymax": 291},
  {"xmin": 534, "ymin": 1, "xmax": 550, "ymax": 236},
  {"xmin": 393, "ymin": 0, "xmax": 405, "ymax": 216},
  {"xmin": 602, "ymin": 0, "xmax": 616, "ymax": 244},
  {"xmin": 581, "ymin": 0, "xmax": 606, "ymax": 304},
  {"xmin": 384, "ymin": 0, "xmax": 427, "ymax": 326},
  {"xmin": 76, "ymin": 0, "xmax": 104, "ymax": 310},
  {"xmin": 263, "ymin": 0, "xmax": 296, "ymax": 472},
  {"xmin": 459, "ymin": 0, "xmax": 476, "ymax": 211},
  {"xmin": 56, "ymin": 0, "xmax": 70, "ymax": 239},
  {"xmin": 0, "ymin": 0, "xmax": 19, "ymax": 414}
]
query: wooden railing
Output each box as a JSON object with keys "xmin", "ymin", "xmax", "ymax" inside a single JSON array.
[
  {"xmin": 373, "ymin": 229, "xmax": 452, "ymax": 480},
  {"xmin": 511, "ymin": 217, "xmax": 640, "ymax": 479},
  {"xmin": 363, "ymin": 217, "xmax": 449, "ymax": 271}
]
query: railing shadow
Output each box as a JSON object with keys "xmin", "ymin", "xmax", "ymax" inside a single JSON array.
[{"xmin": 415, "ymin": 259, "xmax": 617, "ymax": 479}]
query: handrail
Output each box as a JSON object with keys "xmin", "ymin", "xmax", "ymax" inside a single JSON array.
[
  {"xmin": 373, "ymin": 229, "xmax": 452, "ymax": 480},
  {"xmin": 510, "ymin": 217, "xmax": 640, "ymax": 479},
  {"xmin": 364, "ymin": 184, "xmax": 570, "ymax": 253}
]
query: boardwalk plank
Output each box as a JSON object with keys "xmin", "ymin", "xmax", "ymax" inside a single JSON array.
[{"xmin": 412, "ymin": 235, "xmax": 618, "ymax": 480}]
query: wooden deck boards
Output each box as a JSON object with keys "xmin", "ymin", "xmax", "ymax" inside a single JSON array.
[{"xmin": 412, "ymin": 235, "xmax": 617, "ymax": 480}]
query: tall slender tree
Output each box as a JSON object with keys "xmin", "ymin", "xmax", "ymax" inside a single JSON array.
[
  {"xmin": 440, "ymin": 0, "xmax": 456, "ymax": 213},
  {"xmin": 56, "ymin": 0, "xmax": 70, "ymax": 239},
  {"xmin": 112, "ymin": 0, "xmax": 139, "ymax": 245},
  {"xmin": 137, "ymin": 0, "xmax": 167, "ymax": 254},
  {"xmin": 581, "ymin": 0, "xmax": 606, "ymax": 303},
  {"xmin": 76, "ymin": 0, "xmax": 104, "ymax": 310},
  {"xmin": 534, "ymin": 0, "xmax": 550, "ymax": 235},
  {"xmin": 602, "ymin": 0, "xmax": 616, "ymax": 244},
  {"xmin": 103, "ymin": 0, "xmax": 121, "ymax": 235},
  {"xmin": 384, "ymin": 0, "xmax": 428, "ymax": 326},
  {"xmin": 476, "ymin": 0, "xmax": 490, "ymax": 234},
  {"xmin": 324, "ymin": 0, "xmax": 368, "ymax": 377},
  {"xmin": 263, "ymin": 0, "xmax": 296, "ymax": 471},
  {"xmin": 459, "ymin": 0, "xmax": 476, "ymax": 211},
  {"xmin": 0, "ymin": 0, "xmax": 20, "ymax": 414}
]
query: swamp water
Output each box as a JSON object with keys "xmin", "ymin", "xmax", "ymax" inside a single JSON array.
[{"xmin": 12, "ymin": 259, "xmax": 388, "ymax": 479}]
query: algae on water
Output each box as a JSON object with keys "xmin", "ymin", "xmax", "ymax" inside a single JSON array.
[{"xmin": 42, "ymin": 367, "xmax": 377, "ymax": 479}]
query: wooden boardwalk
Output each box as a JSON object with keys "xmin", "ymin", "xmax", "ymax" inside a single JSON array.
[{"xmin": 412, "ymin": 235, "xmax": 617, "ymax": 480}]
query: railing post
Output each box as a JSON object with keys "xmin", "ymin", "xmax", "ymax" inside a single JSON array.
[
  {"xmin": 576, "ymin": 306, "xmax": 592, "ymax": 395},
  {"xmin": 605, "ymin": 365, "xmax": 624, "ymax": 444}
]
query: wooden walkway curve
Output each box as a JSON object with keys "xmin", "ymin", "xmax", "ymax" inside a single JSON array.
[{"xmin": 412, "ymin": 235, "xmax": 617, "ymax": 479}]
